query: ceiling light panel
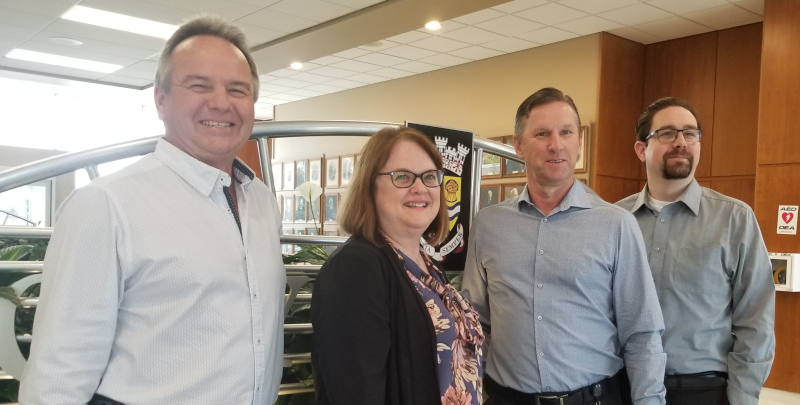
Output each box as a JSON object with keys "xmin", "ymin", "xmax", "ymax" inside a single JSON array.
[
  {"xmin": 62, "ymin": 6, "xmax": 178, "ymax": 39},
  {"xmin": 6, "ymin": 49, "xmax": 123, "ymax": 73}
]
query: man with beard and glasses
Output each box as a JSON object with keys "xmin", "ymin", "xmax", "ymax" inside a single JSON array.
[{"xmin": 616, "ymin": 97, "xmax": 775, "ymax": 405}]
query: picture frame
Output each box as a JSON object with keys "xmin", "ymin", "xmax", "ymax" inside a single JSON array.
[
  {"xmin": 326, "ymin": 156, "xmax": 340, "ymax": 188},
  {"xmin": 479, "ymin": 185, "xmax": 501, "ymax": 210},
  {"xmin": 281, "ymin": 228, "xmax": 293, "ymax": 255},
  {"xmin": 325, "ymin": 193, "xmax": 339, "ymax": 223},
  {"xmin": 295, "ymin": 195, "xmax": 307, "ymax": 222},
  {"xmin": 309, "ymin": 159, "xmax": 322, "ymax": 185},
  {"xmin": 340, "ymin": 155, "xmax": 355, "ymax": 186},
  {"xmin": 575, "ymin": 125, "xmax": 590, "ymax": 174},
  {"xmin": 502, "ymin": 183, "xmax": 525, "ymax": 202},
  {"xmin": 295, "ymin": 160, "xmax": 308, "ymax": 186},
  {"xmin": 283, "ymin": 161, "xmax": 295, "ymax": 191},
  {"xmin": 501, "ymin": 136, "xmax": 525, "ymax": 177},
  {"xmin": 282, "ymin": 195, "xmax": 293, "ymax": 222},
  {"xmin": 271, "ymin": 162, "xmax": 282, "ymax": 191},
  {"xmin": 481, "ymin": 152, "xmax": 501, "ymax": 178}
]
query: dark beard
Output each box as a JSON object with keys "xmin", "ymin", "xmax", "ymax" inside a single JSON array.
[{"xmin": 662, "ymin": 151, "xmax": 693, "ymax": 179}]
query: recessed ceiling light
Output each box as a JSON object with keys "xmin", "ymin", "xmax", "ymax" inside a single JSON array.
[
  {"xmin": 290, "ymin": 62, "xmax": 303, "ymax": 70},
  {"xmin": 6, "ymin": 49, "xmax": 123, "ymax": 73},
  {"xmin": 425, "ymin": 21, "xmax": 441, "ymax": 30},
  {"xmin": 62, "ymin": 5, "xmax": 177, "ymax": 39},
  {"xmin": 49, "ymin": 37, "xmax": 83, "ymax": 46}
]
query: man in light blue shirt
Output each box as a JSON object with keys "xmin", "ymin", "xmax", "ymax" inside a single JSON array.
[
  {"xmin": 463, "ymin": 87, "xmax": 667, "ymax": 405},
  {"xmin": 616, "ymin": 97, "xmax": 775, "ymax": 405}
]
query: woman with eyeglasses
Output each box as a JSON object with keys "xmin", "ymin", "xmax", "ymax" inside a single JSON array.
[{"xmin": 311, "ymin": 126, "xmax": 485, "ymax": 405}]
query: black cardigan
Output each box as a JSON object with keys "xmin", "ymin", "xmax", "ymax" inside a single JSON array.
[{"xmin": 310, "ymin": 235, "xmax": 441, "ymax": 405}]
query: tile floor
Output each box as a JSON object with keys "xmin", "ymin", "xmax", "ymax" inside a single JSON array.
[{"xmin": 760, "ymin": 387, "xmax": 800, "ymax": 404}]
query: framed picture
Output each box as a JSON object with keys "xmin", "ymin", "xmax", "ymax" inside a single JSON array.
[
  {"xmin": 309, "ymin": 159, "xmax": 322, "ymax": 185},
  {"xmin": 325, "ymin": 193, "xmax": 339, "ymax": 223},
  {"xmin": 296, "ymin": 160, "xmax": 308, "ymax": 185},
  {"xmin": 283, "ymin": 161, "xmax": 295, "ymax": 191},
  {"xmin": 326, "ymin": 156, "xmax": 340, "ymax": 188},
  {"xmin": 282, "ymin": 195, "xmax": 293, "ymax": 222},
  {"xmin": 295, "ymin": 195, "xmax": 307, "ymax": 222},
  {"xmin": 305, "ymin": 227, "xmax": 318, "ymax": 235},
  {"xmin": 575, "ymin": 125, "xmax": 590, "ymax": 174},
  {"xmin": 481, "ymin": 152, "xmax": 501, "ymax": 178},
  {"xmin": 309, "ymin": 195, "xmax": 320, "ymax": 224},
  {"xmin": 502, "ymin": 183, "xmax": 525, "ymax": 202},
  {"xmin": 502, "ymin": 136, "xmax": 525, "ymax": 177},
  {"xmin": 281, "ymin": 228, "xmax": 293, "ymax": 255},
  {"xmin": 340, "ymin": 155, "xmax": 355, "ymax": 186},
  {"xmin": 479, "ymin": 185, "xmax": 501, "ymax": 209},
  {"xmin": 271, "ymin": 162, "xmax": 282, "ymax": 191}
]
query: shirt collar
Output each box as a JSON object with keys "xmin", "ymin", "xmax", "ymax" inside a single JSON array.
[
  {"xmin": 154, "ymin": 139, "xmax": 256, "ymax": 196},
  {"xmin": 517, "ymin": 179, "xmax": 592, "ymax": 215},
  {"xmin": 630, "ymin": 179, "xmax": 702, "ymax": 216}
]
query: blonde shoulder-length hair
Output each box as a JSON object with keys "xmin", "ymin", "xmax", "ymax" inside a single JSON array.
[{"xmin": 338, "ymin": 126, "xmax": 449, "ymax": 247}]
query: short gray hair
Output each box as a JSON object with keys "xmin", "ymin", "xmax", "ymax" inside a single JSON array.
[{"xmin": 154, "ymin": 15, "xmax": 259, "ymax": 101}]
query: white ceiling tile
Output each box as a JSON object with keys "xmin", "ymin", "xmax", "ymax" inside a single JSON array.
[
  {"xmin": 20, "ymin": 41, "xmax": 140, "ymax": 66},
  {"xmin": 260, "ymin": 82, "xmax": 295, "ymax": 93},
  {"xmin": 556, "ymin": 16, "xmax": 624, "ymax": 36},
  {"xmin": 491, "ymin": 0, "xmax": 549, "ymax": 14},
  {"xmin": 284, "ymin": 88, "xmax": 325, "ymax": 97},
  {"xmin": 270, "ymin": 92, "xmax": 307, "ymax": 101},
  {"xmin": 0, "ymin": 8, "xmax": 58, "ymax": 28},
  {"xmin": 150, "ymin": 0, "xmax": 260, "ymax": 20},
  {"xmin": 42, "ymin": 20, "xmax": 166, "ymax": 52},
  {"xmin": 290, "ymin": 62, "xmax": 322, "ymax": 71},
  {"xmin": 270, "ymin": 77, "xmax": 314, "ymax": 88},
  {"xmin": 308, "ymin": 55, "xmax": 345, "ymax": 65},
  {"xmin": 225, "ymin": 0, "xmax": 279, "ymax": 8},
  {"xmin": 265, "ymin": 68, "xmax": 299, "ymax": 77},
  {"xmin": 409, "ymin": 36, "xmax": 469, "ymax": 53},
  {"xmin": 329, "ymin": 59, "xmax": 381, "ymax": 72},
  {"xmin": 258, "ymin": 96, "xmax": 290, "ymax": 105},
  {"xmin": 29, "ymin": 32, "xmax": 157, "ymax": 59},
  {"xmin": 607, "ymin": 27, "xmax": 662, "ymax": 45},
  {"xmin": 235, "ymin": 23, "xmax": 285, "ymax": 45},
  {"xmin": 645, "ymin": 0, "xmax": 729, "ymax": 15},
  {"xmin": 238, "ymin": 9, "xmax": 317, "ymax": 33},
  {"xmin": 368, "ymin": 67, "xmax": 414, "ymax": 79},
  {"xmin": 599, "ymin": 3, "xmax": 674, "ymax": 26},
  {"xmin": 392, "ymin": 60, "xmax": 443, "ymax": 74},
  {"xmin": 127, "ymin": 60, "xmax": 158, "ymax": 72},
  {"xmin": 440, "ymin": 26, "xmax": 506, "ymax": 45},
  {"xmin": 323, "ymin": 78, "xmax": 367, "ymax": 89},
  {"xmin": 357, "ymin": 39, "xmax": 400, "ymax": 52},
  {"xmin": 0, "ymin": 57, "xmax": 107, "ymax": 79},
  {"xmin": 267, "ymin": 0, "xmax": 352, "ymax": 22},
  {"xmin": 476, "ymin": 15, "xmax": 544, "ymax": 37},
  {"xmin": 345, "ymin": 72, "xmax": 388, "ymax": 84},
  {"xmin": 452, "ymin": 8, "xmax": 505, "ymax": 25},
  {"xmin": 332, "ymin": 47, "xmax": 371, "ymax": 58},
  {"xmin": 303, "ymin": 83, "xmax": 347, "ymax": 93},
  {"xmin": 558, "ymin": 0, "xmax": 640, "ymax": 14},
  {"xmin": 105, "ymin": 66, "xmax": 154, "ymax": 80},
  {"xmin": 732, "ymin": 0, "xmax": 764, "ymax": 16},
  {"xmin": 386, "ymin": 30, "xmax": 431, "ymax": 44},
  {"xmin": 634, "ymin": 16, "xmax": 714, "ymax": 40},
  {"xmin": 0, "ymin": 0, "xmax": 73, "ymax": 17},
  {"xmin": 354, "ymin": 52, "xmax": 409, "ymax": 66},
  {"xmin": 516, "ymin": 27, "xmax": 578, "ymax": 45},
  {"xmin": 419, "ymin": 20, "xmax": 465, "ymax": 35},
  {"xmin": 288, "ymin": 72, "xmax": 336, "ymax": 84},
  {"xmin": 481, "ymin": 36, "xmax": 538, "ymax": 53},
  {"xmin": 0, "ymin": 23, "xmax": 39, "ymax": 41},
  {"xmin": 308, "ymin": 65, "xmax": 357, "ymax": 78},
  {"xmin": 323, "ymin": 0, "xmax": 383, "ymax": 8},
  {"xmin": 517, "ymin": 3, "xmax": 590, "ymax": 25},
  {"xmin": 97, "ymin": 74, "xmax": 152, "ymax": 87},
  {"xmin": 684, "ymin": 4, "xmax": 761, "ymax": 29},
  {"xmin": 448, "ymin": 45, "xmax": 504, "ymax": 60},
  {"xmin": 380, "ymin": 44, "xmax": 436, "ymax": 60},
  {"xmin": 417, "ymin": 53, "xmax": 471, "ymax": 67}
]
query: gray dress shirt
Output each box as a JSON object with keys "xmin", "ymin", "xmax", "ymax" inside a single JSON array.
[
  {"xmin": 616, "ymin": 180, "xmax": 775, "ymax": 405},
  {"xmin": 463, "ymin": 180, "xmax": 666, "ymax": 404}
]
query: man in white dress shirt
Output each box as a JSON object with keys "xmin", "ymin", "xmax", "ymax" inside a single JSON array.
[{"xmin": 20, "ymin": 15, "xmax": 286, "ymax": 404}]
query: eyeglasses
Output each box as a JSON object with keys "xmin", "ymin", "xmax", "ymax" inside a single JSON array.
[
  {"xmin": 378, "ymin": 170, "xmax": 444, "ymax": 188},
  {"xmin": 645, "ymin": 128, "xmax": 702, "ymax": 144}
]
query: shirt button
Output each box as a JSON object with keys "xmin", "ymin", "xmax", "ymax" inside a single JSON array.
[
  {"xmin": 537, "ymin": 316, "xmax": 542, "ymax": 320},
  {"xmin": 539, "ymin": 352, "xmax": 544, "ymax": 357},
  {"xmin": 539, "ymin": 250, "xmax": 544, "ymax": 255},
  {"xmin": 660, "ymin": 218, "xmax": 665, "ymax": 223},
  {"xmin": 655, "ymin": 247, "xmax": 660, "ymax": 252},
  {"xmin": 543, "ymin": 218, "xmax": 547, "ymax": 223},
  {"xmin": 546, "ymin": 386, "xmax": 551, "ymax": 391},
  {"xmin": 257, "ymin": 339, "xmax": 261, "ymax": 344},
  {"xmin": 537, "ymin": 284, "xmax": 543, "ymax": 288}
]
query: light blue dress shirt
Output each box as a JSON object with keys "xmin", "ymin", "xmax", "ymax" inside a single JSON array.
[{"xmin": 463, "ymin": 180, "xmax": 666, "ymax": 404}]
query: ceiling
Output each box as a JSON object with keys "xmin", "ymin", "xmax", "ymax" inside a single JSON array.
[{"xmin": 0, "ymin": 0, "xmax": 764, "ymax": 120}]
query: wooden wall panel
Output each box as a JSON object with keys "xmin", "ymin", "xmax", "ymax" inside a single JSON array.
[
  {"xmin": 643, "ymin": 33, "xmax": 717, "ymax": 178},
  {"xmin": 712, "ymin": 24, "xmax": 762, "ymax": 177},
  {"xmin": 758, "ymin": 0, "xmax": 800, "ymax": 165},
  {"xmin": 708, "ymin": 177, "xmax": 756, "ymax": 209},
  {"xmin": 594, "ymin": 175, "xmax": 639, "ymax": 203},
  {"xmin": 237, "ymin": 139, "xmax": 265, "ymax": 180},
  {"xmin": 594, "ymin": 33, "xmax": 645, "ymax": 201}
]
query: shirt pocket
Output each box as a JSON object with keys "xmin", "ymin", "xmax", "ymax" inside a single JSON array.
[{"xmin": 674, "ymin": 247, "xmax": 730, "ymax": 294}]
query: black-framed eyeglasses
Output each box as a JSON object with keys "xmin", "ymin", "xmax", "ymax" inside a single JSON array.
[
  {"xmin": 377, "ymin": 170, "xmax": 444, "ymax": 188},
  {"xmin": 645, "ymin": 128, "xmax": 702, "ymax": 144}
]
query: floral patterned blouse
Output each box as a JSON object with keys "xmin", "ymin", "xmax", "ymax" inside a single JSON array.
[{"xmin": 392, "ymin": 245, "xmax": 485, "ymax": 405}]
